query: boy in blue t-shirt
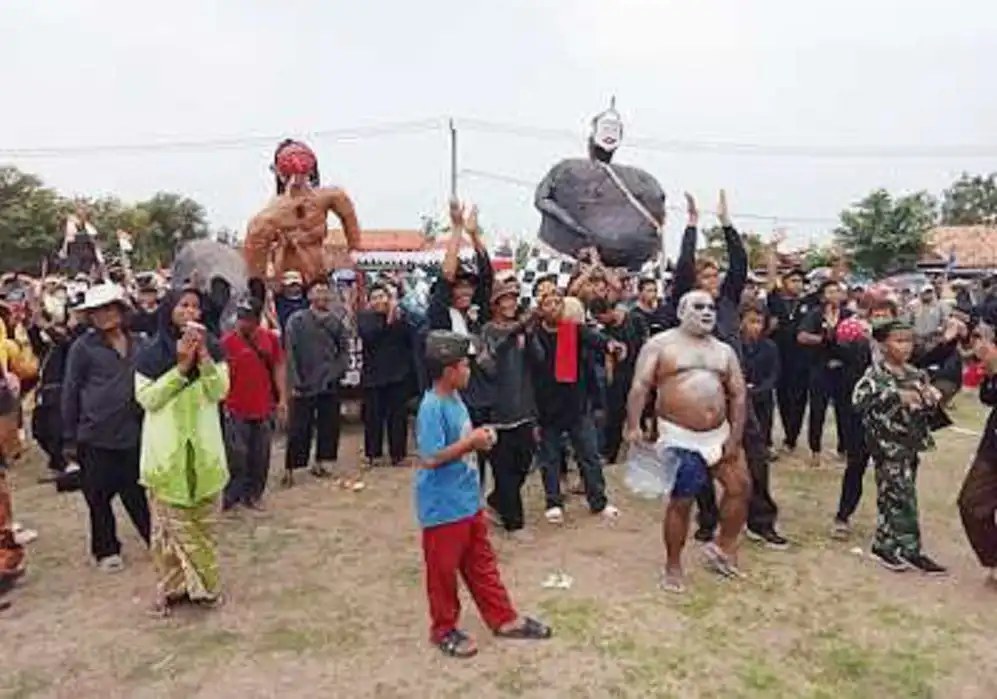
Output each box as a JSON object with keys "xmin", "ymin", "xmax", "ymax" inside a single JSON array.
[{"xmin": 415, "ymin": 330, "xmax": 552, "ymax": 659}]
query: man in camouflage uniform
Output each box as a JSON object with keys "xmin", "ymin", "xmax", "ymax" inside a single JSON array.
[{"xmin": 852, "ymin": 318, "xmax": 948, "ymax": 575}]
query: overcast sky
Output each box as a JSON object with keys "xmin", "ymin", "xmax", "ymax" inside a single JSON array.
[{"xmin": 2, "ymin": 0, "xmax": 997, "ymax": 251}]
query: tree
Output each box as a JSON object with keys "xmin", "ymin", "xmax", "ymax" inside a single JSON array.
[
  {"xmin": 834, "ymin": 189, "xmax": 937, "ymax": 277},
  {"xmin": 698, "ymin": 226, "xmax": 769, "ymax": 269},
  {"xmin": 0, "ymin": 166, "xmax": 65, "ymax": 273},
  {"xmin": 0, "ymin": 166, "xmax": 215, "ymax": 273},
  {"xmin": 941, "ymin": 172, "xmax": 997, "ymax": 225}
]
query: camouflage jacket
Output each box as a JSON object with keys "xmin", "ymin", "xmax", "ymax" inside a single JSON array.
[{"xmin": 852, "ymin": 362, "xmax": 936, "ymax": 459}]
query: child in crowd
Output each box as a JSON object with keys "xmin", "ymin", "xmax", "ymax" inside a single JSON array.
[
  {"xmin": 740, "ymin": 302, "xmax": 780, "ymax": 456},
  {"xmin": 415, "ymin": 330, "xmax": 552, "ymax": 658},
  {"xmin": 852, "ymin": 318, "xmax": 947, "ymax": 575}
]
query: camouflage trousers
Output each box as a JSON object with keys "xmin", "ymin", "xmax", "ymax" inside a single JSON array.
[{"xmin": 872, "ymin": 453, "xmax": 922, "ymax": 558}]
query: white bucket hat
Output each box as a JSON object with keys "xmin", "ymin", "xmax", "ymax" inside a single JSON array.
[{"xmin": 77, "ymin": 283, "xmax": 129, "ymax": 312}]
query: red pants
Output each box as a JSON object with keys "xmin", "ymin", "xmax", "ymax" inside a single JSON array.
[{"xmin": 422, "ymin": 511, "xmax": 517, "ymax": 643}]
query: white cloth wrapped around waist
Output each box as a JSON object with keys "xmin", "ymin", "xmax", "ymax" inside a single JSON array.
[{"xmin": 656, "ymin": 420, "xmax": 730, "ymax": 467}]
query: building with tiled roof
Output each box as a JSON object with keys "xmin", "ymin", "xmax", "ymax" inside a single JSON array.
[{"xmin": 920, "ymin": 225, "xmax": 997, "ymax": 271}]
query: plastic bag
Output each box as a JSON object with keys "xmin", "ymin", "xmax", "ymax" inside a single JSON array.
[{"xmin": 624, "ymin": 442, "xmax": 677, "ymax": 499}]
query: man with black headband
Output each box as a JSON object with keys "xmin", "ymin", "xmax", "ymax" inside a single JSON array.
[{"xmin": 244, "ymin": 140, "xmax": 362, "ymax": 298}]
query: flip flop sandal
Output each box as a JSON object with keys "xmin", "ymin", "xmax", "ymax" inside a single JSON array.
[
  {"xmin": 701, "ymin": 544, "xmax": 739, "ymax": 579},
  {"xmin": 494, "ymin": 617, "xmax": 553, "ymax": 640},
  {"xmin": 660, "ymin": 572, "xmax": 686, "ymax": 594},
  {"xmin": 438, "ymin": 629, "xmax": 478, "ymax": 658}
]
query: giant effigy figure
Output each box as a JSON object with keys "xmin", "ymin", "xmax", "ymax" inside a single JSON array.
[
  {"xmin": 534, "ymin": 101, "xmax": 666, "ymax": 270},
  {"xmin": 59, "ymin": 204, "xmax": 104, "ymax": 278},
  {"xmin": 244, "ymin": 140, "xmax": 361, "ymax": 300}
]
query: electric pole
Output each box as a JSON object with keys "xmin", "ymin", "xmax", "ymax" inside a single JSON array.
[{"xmin": 449, "ymin": 119, "xmax": 458, "ymax": 200}]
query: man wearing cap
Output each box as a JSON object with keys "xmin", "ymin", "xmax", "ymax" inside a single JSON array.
[
  {"xmin": 275, "ymin": 270, "xmax": 309, "ymax": 338},
  {"xmin": 244, "ymin": 140, "xmax": 361, "ymax": 296},
  {"xmin": 221, "ymin": 295, "xmax": 286, "ymax": 510},
  {"xmin": 766, "ymin": 265, "xmax": 810, "ymax": 453},
  {"xmin": 61, "ymin": 283, "xmax": 150, "ymax": 572},
  {"xmin": 478, "ymin": 281, "xmax": 536, "ymax": 539}
]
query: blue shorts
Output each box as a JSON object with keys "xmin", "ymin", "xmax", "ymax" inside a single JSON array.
[{"xmin": 665, "ymin": 447, "xmax": 709, "ymax": 499}]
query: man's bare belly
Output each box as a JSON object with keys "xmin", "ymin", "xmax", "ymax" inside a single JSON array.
[{"xmin": 656, "ymin": 369, "xmax": 727, "ymax": 432}]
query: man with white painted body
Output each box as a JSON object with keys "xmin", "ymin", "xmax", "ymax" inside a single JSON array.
[{"xmin": 625, "ymin": 290, "xmax": 751, "ymax": 592}]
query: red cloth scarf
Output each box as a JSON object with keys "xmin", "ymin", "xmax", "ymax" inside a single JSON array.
[{"xmin": 554, "ymin": 320, "xmax": 579, "ymax": 383}]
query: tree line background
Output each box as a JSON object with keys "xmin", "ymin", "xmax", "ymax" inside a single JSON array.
[{"xmin": 3, "ymin": 164, "xmax": 997, "ymax": 278}]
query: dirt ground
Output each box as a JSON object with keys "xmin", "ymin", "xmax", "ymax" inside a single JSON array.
[{"xmin": 3, "ymin": 396, "xmax": 997, "ymax": 699}]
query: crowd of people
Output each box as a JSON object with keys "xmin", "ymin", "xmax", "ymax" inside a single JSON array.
[{"xmin": 2, "ymin": 183, "xmax": 997, "ymax": 659}]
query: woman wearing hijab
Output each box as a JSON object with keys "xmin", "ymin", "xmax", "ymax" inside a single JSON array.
[{"xmin": 134, "ymin": 287, "xmax": 229, "ymax": 617}]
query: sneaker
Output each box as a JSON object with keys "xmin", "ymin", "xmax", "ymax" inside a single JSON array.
[
  {"xmin": 870, "ymin": 548, "xmax": 910, "ymax": 572},
  {"xmin": 693, "ymin": 526, "xmax": 715, "ymax": 543},
  {"xmin": 746, "ymin": 528, "xmax": 789, "ymax": 551},
  {"xmin": 544, "ymin": 507, "xmax": 565, "ymax": 525},
  {"xmin": 310, "ymin": 463, "xmax": 332, "ymax": 479},
  {"xmin": 830, "ymin": 520, "xmax": 851, "ymax": 541},
  {"xmin": 599, "ymin": 504, "xmax": 620, "ymax": 520},
  {"xmin": 11, "ymin": 524, "xmax": 38, "ymax": 546},
  {"xmin": 506, "ymin": 528, "xmax": 535, "ymax": 544},
  {"xmin": 902, "ymin": 552, "xmax": 948, "ymax": 576},
  {"xmin": 97, "ymin": 555, "xmax": 124, "ymax": 573}
]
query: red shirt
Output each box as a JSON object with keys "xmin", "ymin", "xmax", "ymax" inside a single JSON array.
[{"xmin": 222, "ymin": 328, "xmax": 283, "ymax": 420}]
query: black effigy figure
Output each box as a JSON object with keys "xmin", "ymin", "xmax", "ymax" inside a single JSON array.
[{"xmin": 534, "ymin": 100, "xmax": 666, "ymax": 270}]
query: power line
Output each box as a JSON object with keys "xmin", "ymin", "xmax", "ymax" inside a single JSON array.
[
  {"xmin": 4, "ymin": 115, "xmax": 997, "ymax": 160},
  {"xmin": 459, "ymin": 167, "xmax": 839, "ymax": 225},
  {"xmin": 0, "ymin": 118, "xmax": 446, "ymax": 158},
  {"xmin": 457, "ymin": 118, "xmax": 997, "ymax": 159}
]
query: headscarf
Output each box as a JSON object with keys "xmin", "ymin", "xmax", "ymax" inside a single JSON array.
[{"xmin": 134, "ymin": 288, "xmax": 224, "ymax": 381}]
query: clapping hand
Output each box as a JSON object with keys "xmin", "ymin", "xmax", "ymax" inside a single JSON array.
[
  {"xmin": 717, "ymin": 190, "xmax": 731, "ymax": 227},
  {"xmin": 685, "ymin": 192, "xmax": 699, "ymax": 227}
]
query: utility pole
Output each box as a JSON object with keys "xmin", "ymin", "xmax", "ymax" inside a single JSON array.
[{"xmin": 449, "ymin": 119, "xmax": 458, "ymax": 200}]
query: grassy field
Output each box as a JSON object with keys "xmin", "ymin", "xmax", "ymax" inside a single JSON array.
[{"xmin": 3, "ymin": 396, "xmax": 997, "ymax": 699}]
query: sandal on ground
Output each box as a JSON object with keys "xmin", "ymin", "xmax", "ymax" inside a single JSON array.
[
  {"xmin": 437, "ymin": 629, "xmax": 478, "ymax": 658},
  {"xmin": 494, "ymin": 617, "xmax": 553, "ymax": 640},
  {"xmin": 660, "ymin": 569, "xmax": 686, "ymax": 594},
  {"xmin": 146, "ymin": 599, "xmax": 172, "ymax": 619}
]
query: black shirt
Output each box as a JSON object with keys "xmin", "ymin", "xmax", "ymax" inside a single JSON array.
[
  {"xmin": 797, "ymin": 306, "xmax": 853, "ymax": 370},
  {"xmin": 61, "ymin": 328, "xmax": 145, "ymax": 450},
  {"xmin": 742, "ymin": 338, "xmax": 780, "ymax": 398},
  {"xmin": 357, "ymin": 309, "xmax": 413, "ymax": 388}
]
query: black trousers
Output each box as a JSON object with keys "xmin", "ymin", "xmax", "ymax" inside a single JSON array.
[
  {"xmin": 697, "ymin": 403, "xmax": 779, "ymax": 534},
  {"xmin": 77, "ymin": 444, "xmax": 151, "ymax": 561},
  {"xmin": 776, "ymin": 364, "xmax": 808, "ymax": 449},
  {"xmin": 31, "ymin": 402, "xmax": 65, "ymax": 472},
  {"xmin": 753, "ymin": 393, "xmax": 775, "ymax": 449},
  {"xmin": 285, "ymin": 392, "xmax": 341, "ymax": 471},
  {"xmin": 223, "ymin": 414, "xmax": 274, "ymax": 508},
  {"xmin": 808, "ymin": 366, "xmax": 849, "ymax": 455},
  {"xmin": 486, "ymin": 423, "xmax": 537, "ymax": 531},
  {"xmin": 601, "ymin": 372, "xmax": 632, "ymax": 464},
  {"xmin": 362, "ymin": 381, "xmax": 409, "ymax": 463},
  {"xmin": 835, "ymin": 407, "xmax": 870, "ymax": 523},
  {"xmin": 468, "ymin": 406, "xmax": 492, "ymax": 490}
]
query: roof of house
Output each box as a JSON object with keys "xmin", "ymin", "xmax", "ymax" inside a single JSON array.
[
  {"xmin": 326, "ymin": 228, "xmax": 429, "ymax": 252},
  {"xmin": 923, "ymin": 226, "xmax": 997, "ymax": 267}
]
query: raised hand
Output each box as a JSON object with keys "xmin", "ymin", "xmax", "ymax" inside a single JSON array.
[
  {"xmin": 448, "ymin": 198, "xmax": 465, "ymax": 231},
  {"xmin": 684, "ymin": 192, "xmax": 699, "ymax": 227},
  {"xmin": 464, "ymin": 204, "xmax": 480, "ymax": 239},
  {"xmin": 717, "ymin": 189, "xmax": 731, "ymax": 227}
]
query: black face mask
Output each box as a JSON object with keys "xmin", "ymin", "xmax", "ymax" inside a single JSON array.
[{"xmin": 588, "ymin": 140, "xmax": 614, "ymax": 164}]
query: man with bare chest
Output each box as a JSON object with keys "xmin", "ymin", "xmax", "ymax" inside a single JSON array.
[
  {"xmin": 626, "ymin": 290, "xmax": 751, "ymax": 591},
  {"xmin": 244, "ymin": 140, "xmax": 361, "ymax": 294}
]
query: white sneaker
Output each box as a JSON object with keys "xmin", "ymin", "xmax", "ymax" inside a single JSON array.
[
  {"xmin": 600, "ymin": 504, "xmax": 620, "ymax": 520},
  {"xmin": 11, "ymin": 523, "xmax": 38, "ymax": 546},
  {"xmin": 97, "ymin": 555, "xmax": 124, "ymax": 573},
  {"xmin": 544, "ymin": 507, "xmax": 565, "ymax": 525}
]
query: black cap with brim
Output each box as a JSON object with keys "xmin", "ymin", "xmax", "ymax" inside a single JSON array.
[
  {"xmin": 425, "ymin": 330, "xmax": 471, "ymax": 366},
  {"xmin": 871, "ymin": 318, "xmax": 913, "ymax": 342}
]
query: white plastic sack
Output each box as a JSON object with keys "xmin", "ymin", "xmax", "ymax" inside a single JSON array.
[{"xmin": 623, "ymin": 442, "xmax": 677, "ymax": 499}]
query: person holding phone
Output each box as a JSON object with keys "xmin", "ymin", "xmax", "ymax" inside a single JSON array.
[{"xmin": 135, "ymin": 287, "xmax": 230, "ymax": 617}]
